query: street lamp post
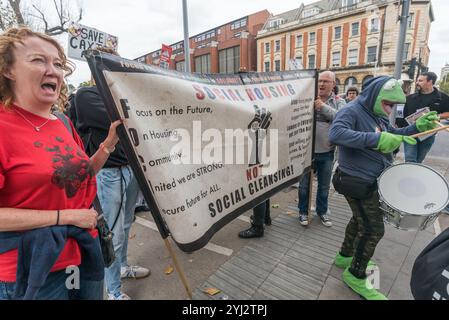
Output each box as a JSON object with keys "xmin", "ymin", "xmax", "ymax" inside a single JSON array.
[
  {"xmin": 391, "ymin": 0, "xmax": 411, "ymax": 125},
  {"xmin": 394, "ymin": 0, "xmax": 411, "ymax": 79},
  {"xmin": 182, "ymin": 0, "xmax": 191, "ymax": 72}
]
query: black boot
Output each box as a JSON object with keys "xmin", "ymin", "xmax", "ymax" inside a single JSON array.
[
  {"xmin": 238, "ymin": 224, "xmax": 264, "ymax": 238},
  {"xmin": 264, "ymin": 199, "xmax": 271, "ymax": 225},
  {"xmin": 250, "ymin": 214, "xmax": 271, "ymax": 226},
  {"xmin": 264, "ymin": 214, "xmax": 272, "ymax": 226}
]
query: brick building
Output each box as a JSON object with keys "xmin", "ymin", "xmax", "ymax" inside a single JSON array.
[
  {"xmin": 257, "ymin": 0, "xmax": 434, "ymax": 93},
  {"xmin": 135, "ymin": 10, "xmax": 270, "ymax": 73}
]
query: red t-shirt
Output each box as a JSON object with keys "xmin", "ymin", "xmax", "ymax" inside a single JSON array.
[{"xmin": 0, "ymin": 105, "xmax": 98, "ymax": 282}]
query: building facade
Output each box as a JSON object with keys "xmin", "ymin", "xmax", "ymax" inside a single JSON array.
[
  {"xmin": 135, "ymin": 10, "xmax": 270, "ymax": 74},
  {"xmin": 257, "ymin": 0, "xmax": 434, "ymax": 93},
  {"xmin": 441, "ymin": 63, "xmax": 449, "ymax": 83}
]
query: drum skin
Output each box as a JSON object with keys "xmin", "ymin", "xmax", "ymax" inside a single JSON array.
[{"xmin": 378, "ymin": 163, "xmax": 449, "ymax": 231}]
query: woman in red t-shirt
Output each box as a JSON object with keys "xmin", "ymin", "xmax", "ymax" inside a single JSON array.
[{"xmin": 0, "ymin": 27, "xmax": 121, "ymax": 300}]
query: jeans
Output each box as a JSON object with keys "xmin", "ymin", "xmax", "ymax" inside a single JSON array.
[
  {"xmin": 0, "ymin": 269, "xmax": 103, "ymax": 300},
  {"xmin": 404, "ymin": 135, "xmax": 435, "ymax": 163},
  {"xmin": 96, "ymin": 165, "xmax": 140, "ymax": 297},
  {"xmin": 298, "ymin": 150, "xmax": 335, "ymax": 216}
]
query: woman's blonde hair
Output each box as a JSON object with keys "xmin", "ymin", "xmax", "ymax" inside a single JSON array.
[{"xmin": 0, "ymin": 26, "xmax": 74, "ymax": 111}]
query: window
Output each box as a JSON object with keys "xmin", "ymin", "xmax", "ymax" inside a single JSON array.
[
  {"xmin": 295, "ymin": 56, "xmax": 303, "ymax": 68},
  {"xmin": 194, "ymin": 54, "xmax": 211, "ymax": 73},
  {"xmin": 231, "ymin": 18, "xmax": 247, "ymax": 30},
  {"xmin": 296, "ymin": 34, "xmax": 303, "ymax": 48},
  {"xmin": 344, "ymin": 76, "xmax": 358, "ymax": 93},
  {"xmin": 351, "ymin": 22, "xmax": 359, "ymax": 36},
  {"xmin": 175, "ymin": 61, "xmax": 185, "ymax": 72},
  {"xmin": 308, "ymin": 54, "xmax": 316, "ymax": 69},
  {"xmin": 408, "ymin": 13, "xmax": 415, "ymax": 29},
  {"xmin": 348, "ymin": 49, "xmax": 358, "ymax": 65},
  {"xmin": 336, "ymin": 78, "xmax": 341, "ymax": 93},
  {"xmin": 265, "ymin": 43, "xmax": 270, "ymax": 54},
  {"xmin": 342, "ymin": 0, "xmax": 360, "ymax": 7},
  {"xmin": 275, "ymin": 40, "xmax": 281, "ymax": 52},
  {"xmin": 264, "ymin": 61, "xmax": 270, "ymax": 72},
  {"xmin": 302, "ymin": 8, "xmax": 319, "ymax": 18},
  {"xmin": 218, "ymin": 46, "xmax": 240, "ymax": 74},
  {"xmin": 332, "ymin": 51, "xmax": 341, "ymax": 67},
  {"xmin": 370, "ymin": 17, "xmax": 380, "ymax": 32},
  {"xmin": 309, "ymin": 32, "xmax": 316, "ymax": 45},
  {"xmin": 362, "ymin": 75, "xmax": 374, "ymax": 88},
  {"xmin": 335, "ymin": 26, "xmax": 342, "ymax": 40},
  {"xmin": 274, "ymin": 60, "xmax": 281, "ymax": 72},
  {"xmin": 367, "ymin": 46, "xmax": 377, "ymax": 63},
  {"xmin": 171, "ymin": 42, "xmax": 184, "ymax": 51},
  {"xmin": 269, "ymin": 19, "xmax": 285, "ymax": 28},
  {"xmin": 403, "ymin": 43, "xmax": 410, "ymax": 61}
]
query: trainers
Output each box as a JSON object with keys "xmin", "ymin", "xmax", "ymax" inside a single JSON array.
[
  {"xmin": 342, "ymin": 267, "xmax": 387, "ymax": 300},
  {"xmin": 299, "ymin": 214, "xmax": 309, "ymax": 226},
  {"xmin": 121, "ymin": 265, "xmax": 151, "ymax": 279},
  {"xmin": 107, "ymin": 292, "xmax": 131, "ymax": 300},
  {"xmin": 334, "ymin": 252, "xmax": 376, "ymax": 269},
  {"xmin": 319, "ymin": 214, "xmax": 332, "ymax": 227}
]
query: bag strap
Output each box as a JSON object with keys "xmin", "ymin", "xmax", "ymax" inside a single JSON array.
[
  {"xmin": 53, "ymin": 111, "xmax": 104, "ymax": 216},
  {"xmin": 53, "ymin": 111, "xmax": 73, "ymax": 136}
]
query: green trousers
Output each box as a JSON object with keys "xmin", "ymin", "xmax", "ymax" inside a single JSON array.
[{"xmin": 340, "ymin": 190, "xmax": 385, "ymax": 278}]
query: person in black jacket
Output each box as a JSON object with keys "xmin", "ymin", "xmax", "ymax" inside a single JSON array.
[
  {"xmin": 396, "ymin": 72, "xmax": 449, "ymax": 163},
  {"xmin": 71, "ymin": 48, "xmax": 150, "ymax": 300}
]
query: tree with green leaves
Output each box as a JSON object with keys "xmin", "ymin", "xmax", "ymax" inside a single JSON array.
[{"xmin": 0, "ymin": 0, "xmax": 82, "ymax": 36}]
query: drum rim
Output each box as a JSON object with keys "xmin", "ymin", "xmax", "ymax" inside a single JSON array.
[{"xmin": 377, "ymin": 162, "xmax": 449, "ymax": 215}]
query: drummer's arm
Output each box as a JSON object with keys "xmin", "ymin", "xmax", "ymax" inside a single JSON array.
[
  {"xmin": 387, "ymin": 123, "xmax": 419, "ymax": 136},
  {"xmin": 329, "ymin": 109, "xmax": 380, "ymax": 149}
]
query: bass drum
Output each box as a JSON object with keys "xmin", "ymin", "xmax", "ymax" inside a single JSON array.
[{"xmin": 378, "ymin": 163, "xmax": 449, "ymax": 231}]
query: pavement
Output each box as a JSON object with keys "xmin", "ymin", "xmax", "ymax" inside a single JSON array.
[{"xmin": 123, "ymin": 154, "xmax": 449, "ymax": 300}]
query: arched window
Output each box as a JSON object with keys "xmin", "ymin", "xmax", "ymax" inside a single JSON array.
[
  {"xmin": 362, "ymin": 75, "xmax": 374, "ymax": 89},
  {"xmin": 335, "ymin": 78, "xmax": 342, "ymax": 95},
  {"xmin": 344, "ymin": 76, "xmax": 358, "ymax": 93}
]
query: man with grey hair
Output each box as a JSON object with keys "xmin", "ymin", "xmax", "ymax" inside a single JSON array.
[{"xmin": 298, "ymin": 70, "xmax": 345, "ymax": 227}]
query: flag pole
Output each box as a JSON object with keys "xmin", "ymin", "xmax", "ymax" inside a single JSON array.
[{"xmin": 164, "ymin": 238, "xmax": 193, "ymax": 299}]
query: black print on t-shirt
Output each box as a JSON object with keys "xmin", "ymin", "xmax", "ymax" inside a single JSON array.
[{"xmin": 35, "ymin": 136, "xmax": 94, "ymax": 198}]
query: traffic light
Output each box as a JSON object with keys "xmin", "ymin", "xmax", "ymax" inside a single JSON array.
[{"xmin": 408, "ymin": 57, "xmax": 417, "ymax": 79}]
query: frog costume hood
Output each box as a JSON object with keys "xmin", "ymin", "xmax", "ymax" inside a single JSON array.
[{"xmin": 357, "ymin": 76, "xmax": 406, "ymax": 117}]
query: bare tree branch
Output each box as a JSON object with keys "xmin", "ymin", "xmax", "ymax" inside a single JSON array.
[
  {"xmin": 32, "ymin": 4, "xmax": 48, "ymax": 33},
  {"xmin": 1, "ymin": 0, "xmax": 83, "ymax": 35},
  {"xmin": 8, "ymin": 0, "xmax": 24, "ymax": 25}
]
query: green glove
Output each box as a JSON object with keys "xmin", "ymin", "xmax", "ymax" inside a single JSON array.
[
  {"xmin": 376, "ymin": 132, "xmax": 417, "ymax": 153},
  {"xmin": 416, "ymin": 111, "xmax": 440, "ymax": 132}
]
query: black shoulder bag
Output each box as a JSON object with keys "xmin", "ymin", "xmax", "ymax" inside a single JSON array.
[
  {"xmin": 332, "ymin": 167, "xmax": 377, "ymax": 200},
  {"xmin": 54, "ymin": 112, "xmax": 115, "ymax": 267}
]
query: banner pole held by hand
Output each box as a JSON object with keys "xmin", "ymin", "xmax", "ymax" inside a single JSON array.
[{"xmin": 164, "ymin": 238, "xmax": 193, "ymax": 299}]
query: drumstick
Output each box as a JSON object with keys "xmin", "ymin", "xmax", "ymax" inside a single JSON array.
[
  {"xmin": 410, "ymin": 124, "xmax": 449, "ymax": 138},
  {"xmin": 433, "ymin": 120, "xmax": 449, "ymax": 133}
]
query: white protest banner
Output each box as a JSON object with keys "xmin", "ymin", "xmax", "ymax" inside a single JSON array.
[
  {"xmin": 67, "ymin": 22, "xmax": 118, "ymax": 62},
  {"xmin": 86, "ymin": 51, "xmax": 316, "ymax": 252}
]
